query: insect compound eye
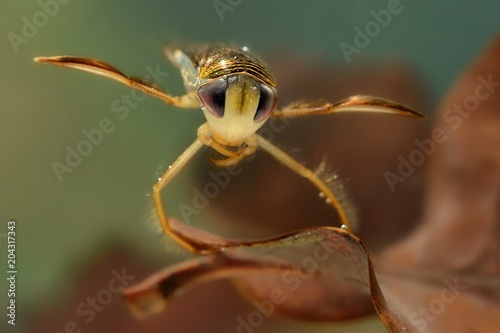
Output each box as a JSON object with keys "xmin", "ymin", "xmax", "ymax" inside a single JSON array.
[
  {"xmin": 254, "ymin": 84, "xmax": 278, "ymax": 122},
  {"xmin": 198, "ymin": 78, "xmax": 227, "ymax": 118}
]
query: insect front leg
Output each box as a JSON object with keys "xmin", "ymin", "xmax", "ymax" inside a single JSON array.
[
  {"xmin": 211, "ymin": 142, "xmax": 258, "ymax": 167},
  {"xmin": 197, "ymin": 124, "xmax": 258, "ymax": 167}
]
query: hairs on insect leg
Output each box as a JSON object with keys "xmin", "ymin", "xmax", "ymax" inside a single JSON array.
[
  {"xmin": 143, "ymin": 170, "xmax": 192, "ymax": 258},
  {"xmin": 314, "ymin": 158, "xmax": 358, "ymax": 231}
]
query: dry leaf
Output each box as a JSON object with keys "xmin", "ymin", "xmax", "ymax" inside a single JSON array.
[
  {"xmin": 377, "ymin": 34, "xmax": 500, "ymax": 332},
  {"xmin": 125, "ymin": 219, "xmax": 413, "ymax": 332}
]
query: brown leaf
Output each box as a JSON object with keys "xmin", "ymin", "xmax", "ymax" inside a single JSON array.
[
  {"xmin": 378, "ymin": 34, "xmax": 500, "ymax": 332},
  {"xmin": 125, "ymin": 219, "xmax": 414, "ymax": 332}
]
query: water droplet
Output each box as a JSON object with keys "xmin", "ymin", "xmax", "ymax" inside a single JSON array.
[
  {"xmin": 341, "ymin": 224, "xmax": 348, "ymax": 230},
  {"xmin": 318, "ymin": 192, "xmax": 325, "ymax": 198},
  {"xmin": 157, "ymin": 177, "xmax": 162, "ymax": 183},
  {"xmin": 325, "ymin": 198, "xmax": 331, "ymax": 204},
  {"xmin": 168, "ymin": 165, "xmax": 172, "ymax": 169},
  {"xmin": 242, "ymin": 46, "xmax": 249, "ymax": 52},
  {"xmin": 333, "ymin": 174, "xmax": 339, "ymax": 180}
]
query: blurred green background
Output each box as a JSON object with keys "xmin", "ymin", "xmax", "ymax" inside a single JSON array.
[{"xmin": 0, "ymin": 0, "xmax": 499, "ymax": 332}]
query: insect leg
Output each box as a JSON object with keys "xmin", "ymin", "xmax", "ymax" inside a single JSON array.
[
  {"xmin": 34, "ymin": 56, "xmax": 200, "ymax": 108},
  {"xmin": 272, "ymin": 95, "xmax": 424, "ymax": 119},
  {"xmin": 256, "ymin": 134, "xmax": 353, "ymax": 230},
  {"xmin": 211, "ymin": 137, "xmax": 258, "ymax": 167},
  {"xmin": 153, "ymin": 138, "xmax": 211, "ymax": 253},
  {"xmin": 198, "ymin": 125, "xmax": 258, "ymax": 167}
]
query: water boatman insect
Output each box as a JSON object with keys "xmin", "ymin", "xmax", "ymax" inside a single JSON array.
[{"xmin": 35, "ymin": 44, "xmax": 424, "ymax": 253}]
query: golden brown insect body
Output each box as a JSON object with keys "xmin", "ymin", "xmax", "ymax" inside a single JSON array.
[
  {"xmin": 167, "ymin": 45, "xmax": 279, "ymax": 149},
  {"xmin": 35, "ymin": 44, "xmax": 424, "ymax": 253}
]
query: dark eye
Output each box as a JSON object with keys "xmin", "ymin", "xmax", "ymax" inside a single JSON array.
[
  {"xmin": 198, "ymin": 78, "xmax": 227, "ymax": 118},
  {"xmin": 254, "ymin": 84, "xmax": 278, "ymax": 122}
]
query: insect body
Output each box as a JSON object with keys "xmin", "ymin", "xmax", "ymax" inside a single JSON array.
[{"xmin": 35, "ymin": 44, "xmax": 423, "ymax": 253}]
